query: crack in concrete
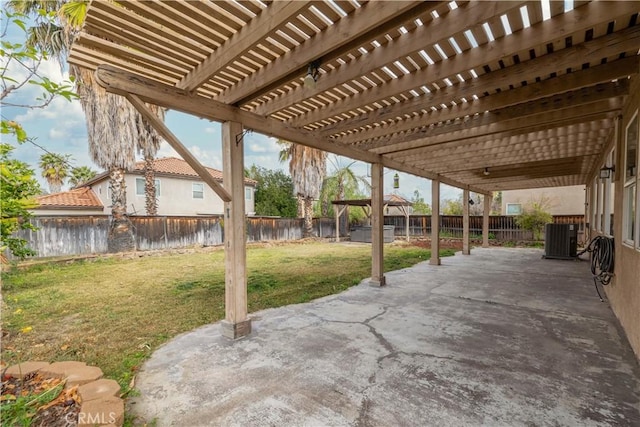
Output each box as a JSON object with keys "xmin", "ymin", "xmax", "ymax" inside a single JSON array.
[
  {"xmin": 355, "ymin": 396, "xmax": 372, "ymax": 427},
  {"xmin": 434, "ymin": 293, "xmax": 612, "ymax": 322}
]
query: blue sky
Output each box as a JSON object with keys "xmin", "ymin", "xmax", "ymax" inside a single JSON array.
[{"xmin": 1, "ymin": 14, "xmax": 462, "ymax": 203}]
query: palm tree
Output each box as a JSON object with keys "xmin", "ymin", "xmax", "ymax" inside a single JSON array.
[
  {"xmin": 11, "ymin": 0, "xmax": 164, "ymax": 250},
  {"xmin": 39, "ymin": 152, "xmax": 70, "ymax": 193},
  {"xmin": 319, "ymin": 157, "xmax": 370, "ymax": 222},
  {"xmin": 136, "ymin": 105, "xmax": 164, "ymax": 216},
  {"xmin": 68, "ymin": 165, "xmax": 96, "ymax": 187},
  {"xmin": 278, "ymin": 140, "xmax": 326, "ymax": 237}
]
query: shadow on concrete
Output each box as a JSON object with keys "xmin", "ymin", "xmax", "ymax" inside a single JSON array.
[{"xmin": 129, "ymin": 247, "xmax": 640, "ymax": 426}]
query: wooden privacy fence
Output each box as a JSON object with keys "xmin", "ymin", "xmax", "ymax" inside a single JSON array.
[
  {"xmin": 383, "ymin": 215, "xmax": 585, "ymax": 241},
  {"xmin": 8, "ymin": 214, "xmax": 584, "ymax": 260},
  {"xmin": 6, "ymin": 216, "xmax": 337, "ymax": 260}
]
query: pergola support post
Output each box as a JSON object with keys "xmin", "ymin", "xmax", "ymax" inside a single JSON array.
[
  {"xmin": 483, "ymin": 193, "xmax": 491, "ymax": 248},
  {"xmin": 463, "ymin": 188, "xmax": 471, "ymax": 255},
  {"xmin": 430, "ymin": 179, "xmax": 441, "ymax": 266},
  {"xmin": 221, "ymin": 121, "xmax": 251, "ymax": 339},
  {"xmin": 370, "ymin": 163, "xmax": 386, "ymax": 286}
]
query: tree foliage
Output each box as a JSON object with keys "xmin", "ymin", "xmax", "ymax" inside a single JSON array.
[
  {"xmin": 39, "ymin": 151, "xmax": 70, "ymax": 193},
  {"xmin": 68, "ymin": 165, "xmax": 96, "ymax": 187},
  {"xmin": 0, "ymin": 5, "xmax": 80, "ymax": 260},
  {"xmin": 442, "ymin": 197, "xmax": 463, "ymax": 215},
  {"xmin": 246, "ymin": 165, "xmax": 297, "ymax": 217},
  {"xmin": 410, "ymin": 190, "xmax": 431, "ymax": 215},
  {"xmin": 0, "ymin": 143, "xmax": 41, "ymax": 259},
  {"xmin": 277, "ymin": 140, "xmax": 326, "ymax": 236},
  {"xmin": 515, "ymin": 196, "xmax": 553, "ymax": 240},
  {"xmin": 317, "ymin": 158, "xmax": 369, "ymax": 223}
]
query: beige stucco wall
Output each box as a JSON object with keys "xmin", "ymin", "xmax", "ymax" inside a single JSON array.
[
  {"xmin": 91, "ymin": 174, "xmax": 255, "ymax": 216},
  {"xmin": 603, "ymin": 72, "xmax": 640, "ymax": 361},
  {"xmin": 31, "ymin": 208, "xmax": 106, "ymax": 216},
  {"xmin": 502, "ymin": 185, "xmax": 586, "ymax": 215}
]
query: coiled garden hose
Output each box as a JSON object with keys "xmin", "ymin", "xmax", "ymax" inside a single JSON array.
[{"xmin": 578, "ymin": 236, "xmax": 615, "ymax": 301}]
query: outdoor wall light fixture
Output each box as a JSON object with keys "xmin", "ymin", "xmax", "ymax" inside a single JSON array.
[
  {"xmin": 304, "ymin": 60, "xmax": 321, "ymax": 89},
  {"xmin": 393, "ymin": 173, "xmax": 400, "ymax": 189},
  {"xmin": 599, "ymin": 165, "xmax": 615, "ymax": 179},
  {"xmin": 483, "ymin": 167, "xmax": 490, "ymax": 176}
]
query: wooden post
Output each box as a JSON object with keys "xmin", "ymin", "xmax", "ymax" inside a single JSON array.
[
  {"xmin": 463, "ymin": 188, "xmax": 471, "ymax": 255},
  {"xmin": 430, "ymin": 180, "xmax": 441, "ymax": 265},
  {"xmin": 335, "ymin": 204, "xmax": 340, "ymax": 243},
  {"xmin": 483, "ymin": 193, "xmax": 491, "ymax": 248},
  {"xmin": 403, "ymin": 205, "xmax": 410, "ymax": 242},
  {"xmin": 370, "ymin": 163, "xmax": 385, "ymax": 286},
  {"xmin": 221, "ymin": 121, "xmax": 251, "ymax": 339}
]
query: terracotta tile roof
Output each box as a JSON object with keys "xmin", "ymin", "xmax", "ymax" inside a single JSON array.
[
  {"xmin": 36, "ymin": 187, "xmax": 103, "ymax": 209},
  {"xmin": 132, "ymin": 157, "xmax": 257, "ymax": 185}
]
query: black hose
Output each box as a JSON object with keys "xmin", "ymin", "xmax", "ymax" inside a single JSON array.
[{"xmin": 578, "ymin": 236, "xmax": 615, "ymax": 301}]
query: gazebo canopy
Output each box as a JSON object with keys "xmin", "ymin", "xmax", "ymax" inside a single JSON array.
[
  {"xmin": 69, "ymin": 1, "xmax": 640, "ymax": 194},
  {"xmin": 331, "ymin": 198, "xmax": 412, "ymax": 207}
]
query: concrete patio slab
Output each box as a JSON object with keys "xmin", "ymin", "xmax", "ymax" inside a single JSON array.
[{"xmin": 129, "ymin": 247, "xmax": 640, "ymax": 426}]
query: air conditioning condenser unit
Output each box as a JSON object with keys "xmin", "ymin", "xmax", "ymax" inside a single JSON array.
[{"xmin": 544, "ymin": 223, "xmax": 578, "ymax": 260}]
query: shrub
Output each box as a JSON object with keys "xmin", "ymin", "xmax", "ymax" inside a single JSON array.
[{"xmin": 515, "ymin": 197, "xmax": 553, "ymax": 240}]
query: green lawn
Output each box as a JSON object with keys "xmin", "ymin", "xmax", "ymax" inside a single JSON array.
[{"xmin": 1, "ymin": 242, "xmax": 454, "ymax": 391}]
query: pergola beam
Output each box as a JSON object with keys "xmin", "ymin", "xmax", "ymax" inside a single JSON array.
[
  {"xmin": 382, "ymin": 158, "xmax": 490, "ymax": 195},
  {"xmin": 125, "ymin": 94, "xmax": 232, "ymax": 202}
]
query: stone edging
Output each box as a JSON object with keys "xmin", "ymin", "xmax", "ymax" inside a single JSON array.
[{"xmin": 4, "ymin": 361, "xmax": 124, "ymax": 426}]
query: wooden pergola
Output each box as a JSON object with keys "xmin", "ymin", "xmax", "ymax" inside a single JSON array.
[
  {"xmin": 331, "ymin": 197, "xmax": 413, "ymax": 242},
  {"xmin": 69, "ymin": 1, "xmax": 639, "ymax": 339}
]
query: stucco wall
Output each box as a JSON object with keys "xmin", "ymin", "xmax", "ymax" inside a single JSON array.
[
  {"xmin": 32, "ymin": 209, "xmax": 106, "ymax": 216},
  {"xmin": 601, "ymin": 72, "xmax": 640, "ymax": 361},
  {"xmin": 91, "ymin": 174, "xmax": 255, "ymax": 216},
  {"xmin": 502, "ymin": 186, "xmax": 586, "ymax": 215}
]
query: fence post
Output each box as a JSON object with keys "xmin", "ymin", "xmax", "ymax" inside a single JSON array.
[
  {"xmin": 462, "ymin": 189, "xmax": 470, "ymax": 255},
  {"xmin": 483, "ymin": 194, "xmax": 491, "ymax": 248},
  {"xmin": 431, "ymin": 180, "xmax": 441, "ymax": 265}
]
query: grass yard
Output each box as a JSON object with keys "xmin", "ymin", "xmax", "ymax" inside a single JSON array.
[{"xmin": 1, "ymin": 241, "xmax": 454, "ymax": 392}]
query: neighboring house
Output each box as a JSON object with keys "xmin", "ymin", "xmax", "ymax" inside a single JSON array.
[
  {"xmin": 33, "ymin": 187, "xmax": 105, "ymax": 216},
  {"xmin": 501, "ymin": 185, "xmax": 586, "ymax": 216},
  {"xmin": 84, "ymin": 157, "xmax": 256, "ymax": 216}
]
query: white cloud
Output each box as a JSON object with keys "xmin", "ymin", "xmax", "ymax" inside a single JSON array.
[
  {"xmin": 204, "ymin": 127, "xmax": 216, "ymax": 134},
  {"xmin": 14, "ymin": 96, "xmax": 83, "ymax": 123},
  {"xmin": 156, "ymin": 143, "xmax": 179, "ymax": 159}
]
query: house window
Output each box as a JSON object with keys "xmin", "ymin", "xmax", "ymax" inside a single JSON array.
[
  {"xmin": 506, "ymin": 203, "xmax": 522, "ymax": 215},
  {"xmin": 245, "ymin": 187, "xmax": 252, "ymax": 200},
  {"xmin": 136, "ymin": 177, "xmax": 160, "ymax": 197},
  {"xmin": 193, "ymin": 183, "xmax": 204, "ymax": 199},
  {"xmin": 597, "ymin": 177, "xmax": 604, "ymax": 232},
  {"xmin": 591, "ymin": 178, "xmax": 598, "ymax": 231},
  {"xmin": 603, "ymin": 149, "xmax": 615, "ymax": 237},
  {"xmin": 623, "ymin": 112, "xmax": 638, "ymax": 246}
]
